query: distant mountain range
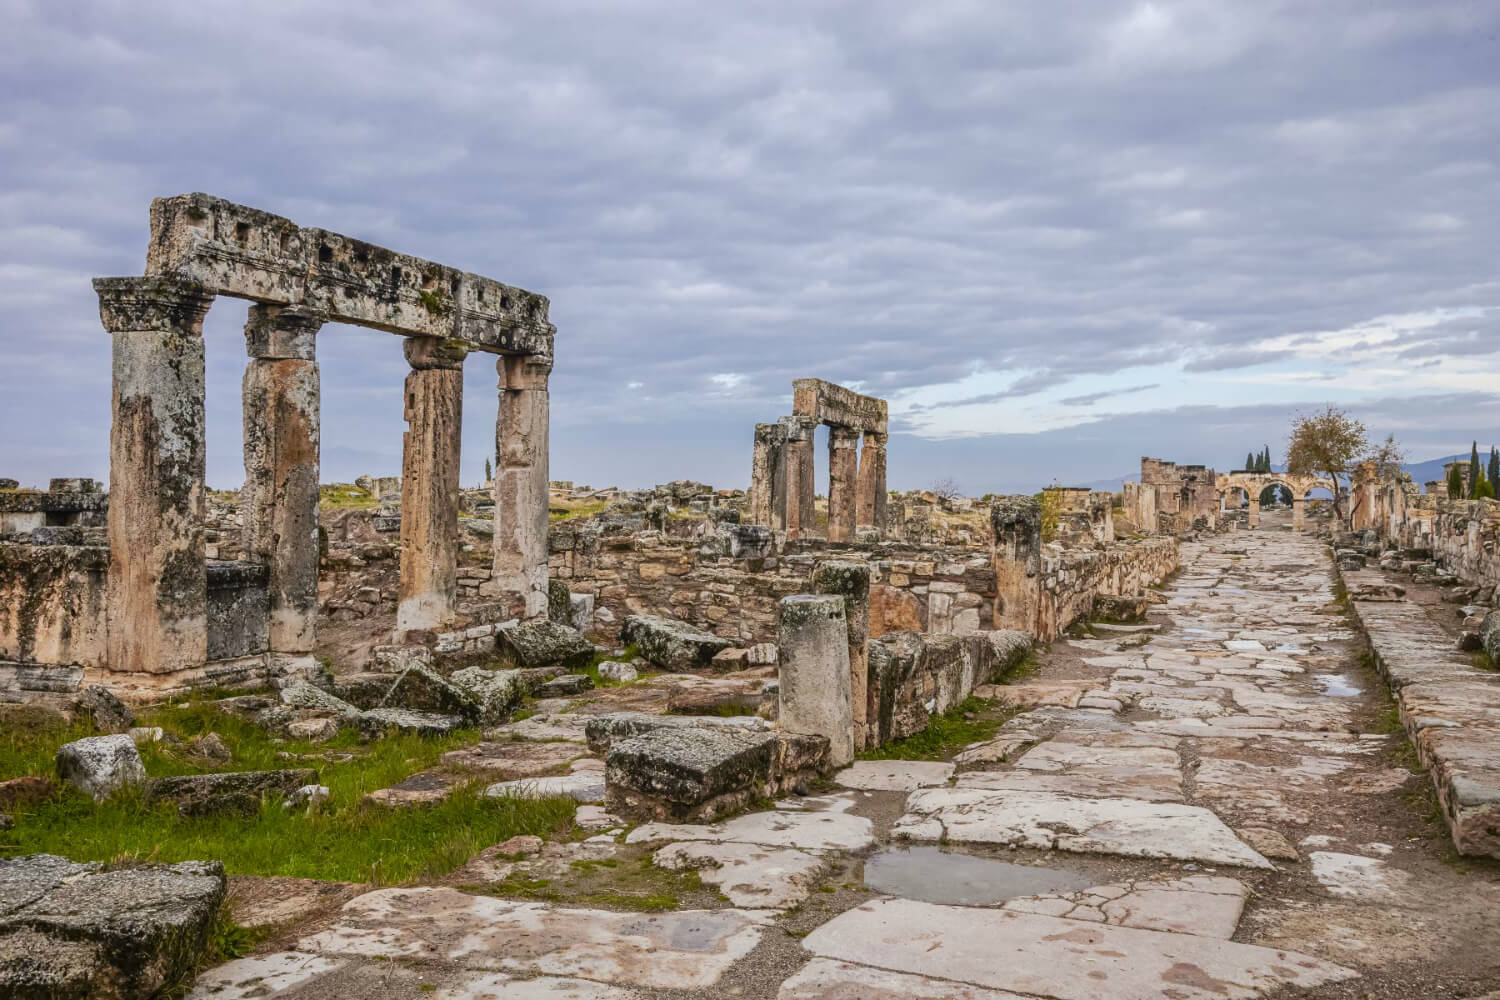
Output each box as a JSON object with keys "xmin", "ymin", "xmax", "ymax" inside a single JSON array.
[{"xmin": 1077, "ymin": 454, "xmax": 1472, "ymax": 495}]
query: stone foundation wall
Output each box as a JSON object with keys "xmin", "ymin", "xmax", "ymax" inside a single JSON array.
[
  {"xmin": 866, "ymin": 630, "xmax": 1030, "ymax": 747},
  {"xmin": 0, "ymin": 540, "xmax": 108, "ymax": 673},
  {"xmin": 539, "ymin": 517, "xmax": 997, "ymax": 645},
  {"xmin": 1349, "ymin": 471, "xmax": 1500, "ymax": 590},
  {"xmin": 1031, "ymin": 537, "xmax": 1179, "ymax": 641}
]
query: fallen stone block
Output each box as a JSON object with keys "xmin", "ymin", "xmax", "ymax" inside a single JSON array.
[
  {"xmin": 1092, "ymin": 593, "xmax": 1152, "ymax": 623},
  {"xmin": 73, "ymin": 685, "xmax": 134, "ymax": 733},
  {"xmin": 448, "ymin": 666, "xmax": 526, "ymax": 725},
  {"xmin": 379, "ymin": 664, "xmax": 481, "ymax": 722},
  {"xmin": 327, "ymin": 671, "xmax": 397, "ymax": 709},
  {"xmin": 355, "ymin": 708, "xmax": 465, "ymax": 739},
  {"xmin": 0, "ymin": 776, "xmax": 55, "ymax": 811},
  {"xmin": 0, "ymin": 854, "xmax": 226, "ymax": 1000},
  {"xmin": 532, "ymin": 673, "xmax": 594, "ymax": 698},
  {"xmin": 495, "ymin": 620, "xmax": 594, "ymax": 671},
  {"xmin": 56, "ymin": 735, "xmax": 146, "ymax": 801},
  {"xmin": 584, "ymin": 711, "xmax": 772, "ymax": 756},
  {"xmin": 596, "ymin": 661, "xmax": 638, "ymax": 683},
  {"xmin": 369, "ymin": 644, "xmax": 432, "ymax": 674},
  {"xmin": 146, "ymin": 769, "xmax": 319, "ymax": 817},
  {"xmin": 621, "ymin": 614, "xmax": 732, "ymax": 671},
  {"xmin": 279, "ymin": 680, "xmax": 361, "ymax": 722},
  {"xmin": 363, "ymin": 770, "xmax": 455, "ymax": 808},
  {"xmin": 606, "ymin": 727, "xmax": 828, "ymax": 823}
]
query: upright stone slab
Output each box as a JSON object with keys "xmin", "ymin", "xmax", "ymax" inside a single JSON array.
[
  {"xmin": 856, "ymin": 430, "xmax": 888, "ymax": 534},
  {"xmin": 749, "ymin": 422, "xmax": 787, "ymax": 530},
  {"xmin": 95, "ymin": 276, "xmax": 215, "ymax": 677},
  {"xmin": 827, "ymin": 426, "xmax": 859, "ymax": 543},
  {"xmin": 491, "ymin": 354, "xmax": 551, "ymax": 620},
  {"xmin": 778, "ymin": 594, "xmax": 853, "ymax": 767},
  {"xmin": 241, "ymin": 304, "xmax": 324, "ymax": 658},
  {"xmin": 1248, "ymin": 496, "xmax": 1261, "ymax": 528},
  {"xmin": 991, "ymin": 496, "xmax": 1041, "ymax": 633},
  {"xmin": 812, "ymin": 560, "xmax": 871, "ymax": 751},
  {"xmin": 1292, "ymin": 496, "xmax": 1305, "ymax": 531},
  {"xmin": 397, "ymin": 338, "xmax": 465, "ymax": 634}
]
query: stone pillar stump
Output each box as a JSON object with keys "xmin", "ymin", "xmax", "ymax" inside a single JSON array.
[{"xmin": 778, "ymin": 594, "xmax": 854, "ymax": 767}]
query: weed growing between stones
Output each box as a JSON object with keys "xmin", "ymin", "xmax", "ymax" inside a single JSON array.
[
  {"xmin": 460, "ymin": 854, "xmax": 710, "ymax": 912},
  {"xmin": 857, "ymin": 696, "xmax": 1010, "ymax": 762},
  {"xmin": 0, "ymin": 703, "xmax": 576, "ymax": 883}
]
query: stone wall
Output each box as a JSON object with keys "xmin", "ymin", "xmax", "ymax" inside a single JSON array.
[
  {"xmin": 0, "ymin": 539, "xmax": 108, "ymax": 686},
  {"xmin": 1349, "ymin": 468, "xmax": 1500, "ymax": 591},
  {"xmin": 866, "ymin": 630, "xmax": 1031, "ymax": 746},
  {"xmin": 542, "ymin": 515, "xmax": 997, "ymax": 646},
  {"xmin": 1031, "ymin": 537, "xmax": 1179, "ymax": 641}
]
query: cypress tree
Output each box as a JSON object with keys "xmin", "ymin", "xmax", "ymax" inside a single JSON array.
[
  {"xmin": 1245, "ymin": 452, "xmax": 1255, "ymax": 471},
  {"xmin": 1469, "ymin": 441, "xmax": 1481, "ymax": 499},
  {"xmin": 1449, "ymin": 464, "xmax": 1464, "ymax": 498},
  {"xmin": 1489, "ymin": 447, "xmax": 1499, "ymax": 495}
]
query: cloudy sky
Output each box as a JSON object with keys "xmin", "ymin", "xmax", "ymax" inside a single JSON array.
[{"xmin": 3, "ymin": 1, "xmax": 1498, "ymax": 495}]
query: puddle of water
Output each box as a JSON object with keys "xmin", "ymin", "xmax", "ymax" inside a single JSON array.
[
  {"xmin": 1317, "ymin": 674, "xmax": 1363, "ymax": 697},
  {"xmin": 862, "ymin": 846, "xmax": 1095, "ymax": 905}
]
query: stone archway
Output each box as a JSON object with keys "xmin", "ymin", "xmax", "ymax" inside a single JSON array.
[{"xmin": 1215, "ymin": 471, "xmax": 1336, "ymax": 531}]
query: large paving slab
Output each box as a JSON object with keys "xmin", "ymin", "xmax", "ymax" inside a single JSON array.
[
  {"xmin": 893, "ymin": 788, "xmax": 1272, "ymax": 867},
  {"xmin": 296, "ymin": 887, "xmax": 766, "ymax": 990},
  {"xmin": 627, "ymin": 808, "xmax": 876, "ymax": 852},
  {"xmin": 777, "ymin": 958, "xmax": 1032, "ymax": 999},
  {"xmin": 801, "ymin": 898, "xmax": 1355, "ymax": 999}
]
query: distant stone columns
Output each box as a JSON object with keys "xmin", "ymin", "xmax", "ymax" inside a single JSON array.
[
  {"xmin": 490, "ymin": 354, "xmax": 552, "ymax": 620},
  {"xmin": 241, "ymin": 305, "xmax": 324, "ymax": 658},
  {"xmin": 396, "ymin": 338, "xmax": 466, "ymax": 634},
  {"xmin": 1292, "ymin": 496, "xmax": 1305, "ymax": 531},
  {"xmin": 1248, "ymin": 496, "xmax": 1261, "ymax": 528},
  {"xmin": 856, "ymin": 431, "xmax": 887, "ymax": 535},
  {"xmin": 94, "ymin": 276, "xmax": 215, "ymax": 676},
  {"xmin": 783, "ymin": 417, "xmax": 817, "ymax": 540},
  {"xmin": 749, "ymin": 422, "xmax": 787, "ymax": 530},
  {"xmin": 827, "ymin": 426, "xmax": 860, "ymax": 542}
]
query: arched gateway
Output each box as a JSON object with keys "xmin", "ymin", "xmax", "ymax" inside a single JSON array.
[{"xmin": 1216, "ymin": 471, "xmax": 1337, "ymax": 530}]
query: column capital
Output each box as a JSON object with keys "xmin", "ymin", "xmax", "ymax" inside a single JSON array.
[
  {"xmin": 404, "ymin": 336, "xmax": 468, "ymax": 370},
  {"xmin": 94, "ymin": 276, "xmax": 214, "ymax": 335},
  {"xmin": 830, "ymin": 424, "xmax": 860, "ymax": 447},
  {"xmin": 499, "ymin": 352, "xmax": 553, "ymax": 390},
  {"xmin": 245, "ymin": 304, "xmax": 325, "ymax": 360},
  {"xmin": 780, "ymin": 415, "xmax": 819, "ymax": 443},
  {"xmin": 861, "ymin": 429, "xmax": 888, "ymax": 448}
]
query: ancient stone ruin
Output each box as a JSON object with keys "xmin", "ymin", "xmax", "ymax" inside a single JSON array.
[
  {"xmin": 750, "ymin": 378, "xmax": 888, "ymax": 541},
  {"xmin": 1, "ymin": 194, "xmax": 556, "ymax": 698}
]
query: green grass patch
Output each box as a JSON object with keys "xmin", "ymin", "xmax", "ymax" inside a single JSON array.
[
  {"xmin": 580, "ymin": 645, "xmax": 645, "ymax": 688},
  {"xmin": 549, "ymin": 499, "xmax": 608, "ymax": 523},
  {"xmin": 1472, "ymin": 651, "xmax": 1496, "ymax": 672},
  {"xmin": 0, "ymin": 704, "xmax": 577, "ymax": 883},
  {"xmin": 858, "ymin": 696, "xmax": 1009, "ymax": 762},
  {"xmin": 319, "ymin": 483, "xmax": 377, "ymax": 509}
]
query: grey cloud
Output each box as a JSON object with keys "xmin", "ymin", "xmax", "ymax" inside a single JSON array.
[
  {"xmin": 1, "ymin": 1, "xmax": 1498, "ymax": 488},
  {"xmin": 1060, "ymin": 383, "xmax": 1161, "ymax": 406},
  {"xmin": 1183, "ymin": 349, "xmax": 1294, "ymax": 372}
]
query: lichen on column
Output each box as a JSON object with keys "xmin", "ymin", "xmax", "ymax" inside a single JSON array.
[
  {"xmin": 94, "ymin": 275, "xmax": 215, "ymax": 677},
  {"xmin": 396, "ymin": 337, "xmax": 466, "ymax": 635},
  {"xmin": 489, "ymin": 353, "xmax": 552, "ymax": 620},
  {"xmin": 827, "ymin": 425, "xmax": 859, "ymax": 543}
]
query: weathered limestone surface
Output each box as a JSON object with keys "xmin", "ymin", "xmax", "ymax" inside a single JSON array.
[
  {"xmin": 855, "ymin": 431, "xmax": 887, "ymax": 533},
  {"xmin": 490, "ymin": 355, "xmax": 552, "ymax": 619},
  {"xmin": 778, "ymin": 595, "xmax": 853, "ymax": 767},
  {"xmin": 396, "ymin": 338, "xmax": 465, "ymax": 634},
  {"xmin": 145, "ymin": 768, "xmax": 318, "ymax": 817},
  {"xmin": 866, "ymin": 630, "xmax": 1030, "ymax": 748},
  {"xmin": 0, "ymin": 854, "xmax": 227, "ymax": 1000},
  {"xmin": 96, "ymin": 276, "xmax": 214, "ymax": 678},
  {"xmin": 56, "ymin": 734, "xmax": 146, "ymax": 801},
  {"xmin": 825, "ymin": 426, "xmax": 859, "ymax": 543},
  {"xmin": 1346, "ymin": 567, "xmax": 1500, "ymax": 858},
  {"xmin": 605, "ymin": 727, "xmax": 807, "ymax": 822},
  {"xmin": 811, "ymin": 560, "xmax": 871, "ymax": 749},
  {"xmin": 621, "ymin": 615, "xmax": 732, "ymax": 671},
  {"xmin": 240, "ymin": 304, "xmax": 323, "ymax": 655}
]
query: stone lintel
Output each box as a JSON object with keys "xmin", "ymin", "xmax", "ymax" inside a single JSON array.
[
  {"xmin": 143, "ymin": 193, "xmax": 554, "ymax": 356},
  {"xmin": 793, "ymin": 378, "xmax": 888, "ymax": 434},
  {"xmin": 94, "ymin": 276, "xmax": 213, "ymax": 335}
]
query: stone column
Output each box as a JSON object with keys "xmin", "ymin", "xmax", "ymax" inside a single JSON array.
[
  {"xmin": 241, "ymin": 305, "xmax": 324, "ymax": 658},
  {"xmin": 1248, "ymin": 496, "xmax": 1260, "ymax": 528},
  {"xmin": 94, "ymin": 276, "xmax": 215, "ymax": 677},
  {"xmin": 490, "ymin": 353, "xmax": 552, "ymax": 620},
  {"xmin": 856, "ymin": 431, "xmax": 888, "ymax": 536},
  {"xmin": 1292, "ymin": 496, "xmax": 1305, "ymax": 531},
  {"xmin": 396, "ymin": 338, "xmax": 466, "ymax": 634},
  {"xmin": 991, "ymin": 495, "xmax": 1041, "ymax": 633},
  {"xmin": 782, "ymin": 417, "xmax": 817, "ymax": 540},
  {"xmin": 750, "ymin": 422, "xmax": 787, "ymax": 530},
  {"xmin": 778, "ymin": 594, "xmax": 854, "ymax": 767},
  {"xmin": 812, "ymin": 560, "xmax": 870, "ymax": 751},
  {"xmin": 827, "ymin": 425, "xmax": 859, "ymax": 543}
]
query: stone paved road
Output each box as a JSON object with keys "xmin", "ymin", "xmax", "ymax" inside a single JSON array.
[{"xmin": 194, "ymin": 515, "xmax": 1500, "ymax": 999}]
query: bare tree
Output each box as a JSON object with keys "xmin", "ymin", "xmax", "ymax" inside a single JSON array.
[
  {"xmin": 1285, "ymin": 405, "xmax": 1368, "ymax": 523},
  {"xmin": 1368, "ymin": 433, "xmax": 1406, "ymax": 481},
  {"xmin": 930, "ymin": 477, "xmax": 963, "ymax": 501}
]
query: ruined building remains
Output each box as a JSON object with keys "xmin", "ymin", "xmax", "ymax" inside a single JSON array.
[
  {"xmin": 750, "ymin": 379, "xmax": 888, "ymax": 541},
  {"xmin": 2, "ymin": 194, "xmax": 556, "ymax": 696}
]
